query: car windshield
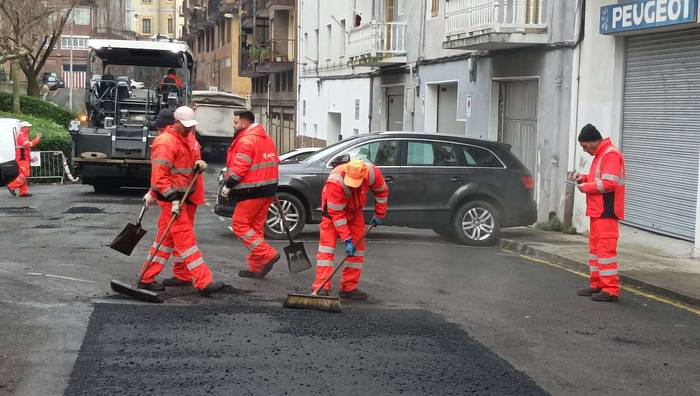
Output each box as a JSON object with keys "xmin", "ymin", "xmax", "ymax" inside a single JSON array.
[{"xmin": 302, "ymin": 137, "xmax": 362, "ymax": 163}]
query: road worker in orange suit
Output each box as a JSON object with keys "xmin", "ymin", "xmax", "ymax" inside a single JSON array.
[
  {"xmin": 144, "ymin": 109, "xmax": 208, "ymax": 288},
  {"xmin": 140, "ymin": 106, "xmax": 224, "ymax": 296},
  {"xmin": 311, "ymin": 159, "xmax": 388, "ymax": 300},
  {"xmin": 7, "ymin": 122, "xmax": 41, "ymax": 197},
  {"xmin": 574, "ymin": 124, "xmax": 625, "ymax": 302},
  {"xmin": 221, "ymin": 110, "xmax": 281, "ymax": 278}
]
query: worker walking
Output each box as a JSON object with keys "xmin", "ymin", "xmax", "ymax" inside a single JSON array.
[
  {"xmin": 574, "ymin": 124, "xmax": 625, "ymax": 302},
  {"xmin": 141, "ymin": 106, "xmax": 224, "ymax": 296},
  {"xmin": 144, "ymin": 109, "xmax": 208, "ymax": 288},
  {"xmin": 7, "ymin": 121, "xmax": 41, "ymax": 197},
  {"xmin": 221, "ymin": 110, "xmax": 280, "ymax": 278},
  {"xmin": 311, "ymin": 159, "xmax": 388, "ymax": 300}
]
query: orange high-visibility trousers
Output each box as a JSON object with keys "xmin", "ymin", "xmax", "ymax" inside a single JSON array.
[
  {"xmin": 231, "ymin": 197, "xmax": 278, "ymax": 273},
  {"xmin": 311, "ymin": 213, "xmax": 366, "ymax": 293},
  {"xmin": 588, "ymin": 217, "xmax": 620, "ymax": 296},
  {"xmin": 8, "ymin": 161, "xmax": 30, "ymax": 195},
  {"xmin": 141, "ymin": 201, "xmax": 213, "ymax": 289},
  {"xmin": 170, "ymin": 204, "xmax": 198, "ymax": 282}
]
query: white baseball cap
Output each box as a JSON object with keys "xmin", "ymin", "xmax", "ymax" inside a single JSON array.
[
  {"xmin": 173, "ymin": 106, "xmax": 198, "ymax": 128},
  {"xmin": 19, "ymin": 121, "xmax": 32, "ymax": 127}
]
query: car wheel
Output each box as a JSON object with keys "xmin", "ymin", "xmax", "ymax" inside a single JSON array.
[
  {"xmin": 264, "ymin": 192, "xmax": 306, "ymax": 240},
  {"xmin": 452, "ymin": 200, "xmax": 501, "ymax": 246}
]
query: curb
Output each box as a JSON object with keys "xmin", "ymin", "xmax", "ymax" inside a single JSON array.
[{"xmin": 500, "ymin": 239, "xmax": 700, "ymax": 310}]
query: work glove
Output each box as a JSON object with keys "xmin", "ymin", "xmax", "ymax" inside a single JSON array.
[
  {"xmin": 220, "ymin": 186, "xmax": 231, "ymax": 198},
  {"xmin": 193, "ymin": 160, "xmax": 207, "ymax": 172},
  {"xmin": 344, "ymin": 238, "xmax": 356, "ymax": 256},
  {"xmin": 143, "ymin": 191, "xmax": 156, "ymax": 208},
  {"xmin": 171, "ymin": 200, "xmax": 181, "ymax": 215},
  {"xmin": 370, "ymin": 216, "xmax": 384, "ymax": 227}
]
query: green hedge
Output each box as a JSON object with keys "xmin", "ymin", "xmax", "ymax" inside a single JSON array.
[
  {"xmin": 0, "ymin": 111, "xmax": 72, "ymax": 162},
  {"xmin": 0, "ymin": 92, "xmax": 75, "ymax": 127}
]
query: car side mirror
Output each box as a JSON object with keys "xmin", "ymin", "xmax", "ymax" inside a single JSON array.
[{"xmin": 330, "ymin": 153, "xmax": 351, "ymax": 168}]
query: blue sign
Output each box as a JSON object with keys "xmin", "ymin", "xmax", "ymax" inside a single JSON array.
[{"xmin": 600, "ymin": 0, "xmax": 698, "ymax": 34}]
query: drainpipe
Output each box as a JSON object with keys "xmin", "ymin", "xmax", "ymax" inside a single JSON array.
[{"xmin": 563, "ymin": 0, "xmax": 586, "ymax": 231}]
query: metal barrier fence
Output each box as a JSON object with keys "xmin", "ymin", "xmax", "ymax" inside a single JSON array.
[{"xmin": 29, "ymin": 151, "xmax": 78, "ymax": 184}]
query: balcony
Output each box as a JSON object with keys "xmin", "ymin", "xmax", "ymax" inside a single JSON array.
[
  {"xmin": 348, "ymin": 21, "xmax": 407, "ymax": 67},
  {"xmin": 444, "ymin": 0, "xmax": 548, "ymax": 50},
  {"xmin": 240, "ymin": 38, "xmax": 295, "ymax": 77}
]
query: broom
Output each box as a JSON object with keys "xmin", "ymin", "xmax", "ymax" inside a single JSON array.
[{"xmin": 283, "ymin": 224, "xmax": 373, "ymax": 313}]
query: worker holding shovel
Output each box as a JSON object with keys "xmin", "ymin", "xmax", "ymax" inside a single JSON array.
[
  {"xmin": 311, "ymin": 159, "xmax": 389, "ymax": 300},
  {"xmin": 140, "ymin": 106, "xmax": 224, "ymax": 297}
]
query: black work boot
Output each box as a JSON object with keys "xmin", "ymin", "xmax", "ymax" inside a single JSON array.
[
  {"xmin": 7, "ymin": 187, "xmax": 16, "ymax": 197},
  {"xmin": 138, "ymin": 281, "xmax": 165, "ymax": 292},
  {"xmin": 238, "ymin": 269, "xmax": 264, "ymax": 278},
  {"xmin": 577, "ymin": 287, "xmax": 602, "ymax": 297},
  {"xmin": 591, "ymin": 291, "xmax": 619, "ymax": 302},
  {"xmin": 198, "ymin": 281, "xmax": 225, "ymax": 297},
  {"xmin": 18, "ymin": 193, "xmax": 32, "ymax": 198},
  {"xmin": 259, "ymin": 253, "xmax": 281, "ymax": 277},
  {"xmin": 339, "ymin": 289, "xmax": 368, "ymax": 300},
  {"xmin": 162, "ymin": 277, "xmax": 191, "ymax": 287}
]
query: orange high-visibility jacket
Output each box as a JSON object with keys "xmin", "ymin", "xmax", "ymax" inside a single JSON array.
[
  {"xmin": 580, "ymin": 138, "xmax": 625, "ymax": 219},
  {"xmin": 150, "ymin": 125, "xmax": 197, "ymax": 201},
  {"xmin": 224, "ymin": 123, "xmax": 279, "ymax": 201},
  {"xmin": 15, "ymin": 127, "xmax": 40, "ymax": 162},
  {"xmin": 322, "ymin": 163, "xmax": 388, "ymax": 241},
  {"xmin": 187, "ymin": 132, "xmax": 205, "ymax": 205}
]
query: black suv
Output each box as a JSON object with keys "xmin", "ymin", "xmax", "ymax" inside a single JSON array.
[{"xmin": 215, "ymin": 132, "xmax": 537, "ymax": 246}]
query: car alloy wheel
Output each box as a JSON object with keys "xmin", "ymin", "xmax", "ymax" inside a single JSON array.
[
  {"xmin": 452, "ymin": 200, "xmax": 501, "ymax": 246},
  {"xmin": 461, "ymin": 207, "xmax": 495, "ymax": 242},
  {"xmin": 266, "ymin": 198, "xmax": 301, "ymax": 235}
]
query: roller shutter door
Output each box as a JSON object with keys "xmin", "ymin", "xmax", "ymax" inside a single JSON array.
[{"xmin": 622, "ymin": 29, "xmax": 700, "ymax": 240}]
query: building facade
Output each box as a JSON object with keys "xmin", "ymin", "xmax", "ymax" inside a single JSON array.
[
  {"xmin": 182, "ymin": 0, "xmax": 251, "ymax": 95},
  {"xmin": 298, "ymin": 0, "xmax": 579, "ymax": 222},
  {"xmin": 127, "ymin": 0, "xmax": 184, "ymax": 39},
  {"xmin": 573, "ymin": 0, "xmax": 700, "ymax": 254},
  {"xmin": 240, "ymin": 0, "xmax": 298, "ymax": 153}
]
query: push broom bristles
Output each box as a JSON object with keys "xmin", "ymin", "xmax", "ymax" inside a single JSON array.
[{"xmin": 283, "ymin": 293, "xmax": 342, "ymax": 313}]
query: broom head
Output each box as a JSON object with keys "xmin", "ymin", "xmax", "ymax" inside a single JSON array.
[
  {"xmin": 110, "ymin": 279, "xmax": 163, "ymax": 303},
  {"xmin": 283, "ymin": 292, "xmax": 342, "ymax": 313}
]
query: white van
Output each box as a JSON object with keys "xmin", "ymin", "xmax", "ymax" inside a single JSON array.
[{"xmin": 0, "ymin": 118, "xmax": 20, "ymax": 186}]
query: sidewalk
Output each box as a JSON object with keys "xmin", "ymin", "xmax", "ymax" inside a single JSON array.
[{"xmin": 499, "ymin": 225, "xmax": 700, "ymax": 308}]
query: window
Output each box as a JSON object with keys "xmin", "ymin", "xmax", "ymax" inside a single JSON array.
[
  {"xmin": 142, "ymin": 19, "xmax": 152, "ymax": 34},
  {"xmin": 354, "ymin": 99, "xmax": 360, "ymax": 120},
  {"xmin": 326, "ymin": 24, "xmax": 332, "ymax": 60},
  {"xmin": 70, "ymin": 7, "xmax": 91, "ymax": 25},
  {"xmin": 339, "ymin": 19, "xmax": 346, "ymax": 58},
  {"xmin": 302, "ymin": 100, "xmax": 306, "ymax": 116},
  {"xmin": 287, "ymin": 70, "xmax": 294, "ymax": 92},
  {"xmin": 346, "ymin": 140, "xmax": 399, "ymax": 166},
  {"xmin": 168, "ymin": 18, "xmax": 174, "ymax": 34},
  {"xmin": 407, "ymin": 141, "xmax": 434, "ymax": 166},
  {"xmin": 431, "ymin": 0, "xmax": 439, "ymax": 17},
  {"xmin": 314, "ymin": 29, "xmax": 319, "ymax": 59},
  {"xmin": 461, "ymin": 145, "xmax": 503, "ymax": 168},
  {"xmin": 275, "ymin": 73, "xmax": 281, "ymax": 91},
  {"xmin": 61, "ymin": 36, "xmax": 89, "ymax": 50}
]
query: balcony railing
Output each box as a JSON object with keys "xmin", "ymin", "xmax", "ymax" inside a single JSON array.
[
  {"xmin": 445, "ymin": 0, "xmax": 546, "ymax": 37},
  {"xmin": 348, "ymin": 21, "xmax": 407, "ymax": 60},
  {"xmin": 240, "ymin": 38, "xmax": 295, "ymax": 76}
]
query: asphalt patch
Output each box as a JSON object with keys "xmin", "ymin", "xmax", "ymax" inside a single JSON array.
[
  {"xmin": 0, "ymin": 206, "xmax": 39, "ymax": 216},
  {"xmin": 64, "ymin": 206, "xmax": 106, "ymax": 214},
  {"xmin": 65, "ymin": 303, "xmax": 546, "ymax": 395}
]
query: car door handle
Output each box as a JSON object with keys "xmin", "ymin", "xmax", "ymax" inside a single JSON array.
[
  {"xmin": 385, "ymin": 176, "xmax": 395, "ymax": 183},
  {"xmin": 450, "ymin": 177, "xmax": 462, "ymax": 182}
]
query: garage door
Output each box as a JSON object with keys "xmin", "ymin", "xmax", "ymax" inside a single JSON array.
[
  {"xmin": 622, "ymin": 29, "xmax": 700, "ymax": 241},
  {"xmin": 437, "ymin": 83, "xmax": 465, "ymax": 135}
]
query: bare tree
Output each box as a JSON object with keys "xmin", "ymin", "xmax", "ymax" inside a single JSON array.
[{"xmin": 0, "ymin": 0, "xmax": 80, "ymax": 97}]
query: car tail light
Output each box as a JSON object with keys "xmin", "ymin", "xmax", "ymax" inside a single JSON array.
[{"xmin": 520, "ymin": 175, "xmax": 535, "ymax": 189}]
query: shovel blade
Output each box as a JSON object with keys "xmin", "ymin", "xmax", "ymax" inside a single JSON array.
[
  {"xmin": 283, "ymin": 242, "xmax": 312, "ymax": 273},
  {"xmin": 109, "ymin": 223, "xmax": 147, "ymax": 256},
  {"xmin": 109, "ymin": 279, "xmax": 162, "ymax": 303}
]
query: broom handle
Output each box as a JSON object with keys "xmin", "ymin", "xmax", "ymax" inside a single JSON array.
[
  {"xmin": 312, "ymin": 224, "xmax": 374, "ymax": 295},
  {"xmin": 273, "ymin": 195, "xmax": 295, "ymax": 243},
  {"xmin": 135, "ymin": 170, "xmax": 201, "ymax": 285}
]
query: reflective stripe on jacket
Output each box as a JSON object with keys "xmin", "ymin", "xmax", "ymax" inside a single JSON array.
[{"xmin": 15, "ymin": 127, "xmax": 40, "ymax": 162}]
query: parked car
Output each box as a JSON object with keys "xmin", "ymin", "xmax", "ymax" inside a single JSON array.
[
  {"xmin": 215, "ymin": 132, "xmax": 537, "ymax": 246},
  {"xmin": 279, "ymin": 147, "xmax": 322, "ymax": 163},
  {"xmin": 46, "ymin": 76, "xmax": 59, "ymax": 90},
  {"xmin": 0, "ymin": 118, "xmax": 20, "ymax": 187},
  {"xmin": 57, "ymin": 76, "xmax": 65, "ymax": 88}
]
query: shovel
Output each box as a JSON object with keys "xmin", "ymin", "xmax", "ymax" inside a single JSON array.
[
  {"xmin": 273, "ymin": 195, "xmax": 312, "ymax": 273},
  {"xmin": 109, "ymin": 203, "xmax": 148, "ymax": 256}
]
